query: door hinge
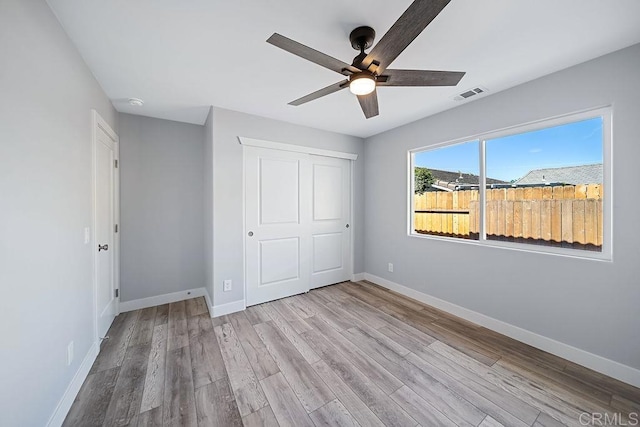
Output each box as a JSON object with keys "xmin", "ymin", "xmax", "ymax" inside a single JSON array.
[
  {"xmin": 114, "ymin": 159, "xmax": 118, "ymax": 168},
  {"xmin": 115, "ymin": 224, "xmax": 118, "ymax": 233},
  {"xmin": 115, "ymin": 289, "xmax": 119, "ymax": 298}
]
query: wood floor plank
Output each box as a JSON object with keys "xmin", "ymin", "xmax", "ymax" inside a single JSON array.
[
  {"xmin": 305, "ymin": 315, "xmax": 404, "ymax": 395},
  {"xmin": 185, "ymin": 296, "xmax": 208, "ymax": 317},
  {"xmin": 300, "ymin": 293, "xmax": 354, "ymax": 331},
  {"xmin": 479, "ymin": 415, "xmax": 506, "ymax": 427},
  {"xmin": 187, "ymin": 312, "xmax": 214, "ymax": 339},
  {"xmin": 139, "ymin": 324, "xmax": 168, "ymax": 413},
  {"xmin": 261, "ymin": 302, "xmax": 321, "ymax": 364},
  {"xmin": 533, "ymin": 412, "xmax": 567, "ymax": 427},
  {"xmin": 244, "ymin": 304, "xmax": 272, "ymax": 325},
  {"xmin": 242, "ymin": 406, "xmax": 279, "ymax": 427},
  {"xmin": 254, "ymin": 321, "xmax": 334, "ymax": 413},
  {"xmin": 309, "ymin": 399, "xmax": 359, "ymax": 427},
  {"xmin": 129, "ymin": 307, "xmax": 157, "ymax": 346},
  {"xmin": 163, "ymin": 345, "xmax": 197, "ymax": 427},
  {"xmin": 343, "ymin": 325, "xmax": 410, "ymax": 358},
  {"xmin": 62, "ymin": 367, "xmax": 119, "ymax": 427},
  {"xmin": 189, "ymin": 330, "xmax": 226, "ymax": 389},
  {"xmin": 311, "ymin": 360, "xmax": 385, "ymax": 427},
  {"xmin": 154, "ymin": 304, "xmax": 169, "ymax": 326},
  {"xmin": 300, "ymin": 327, "xmax": 417, "ymax": 427},
  {"xmin": 377, "ymin": 322, "xmax": 436, "ymax": 354},
  {"xmin": 103, "ymin": 342, "xmax": 151, "ymax": 426},
  {"xmin": 271, "ymin": 298, "xmax": 312, "ymax": 333},
  {"xmin": 167, "ymin": 300, "xmax": 189, "ymax": 351},
  {"xmin": 283, "ymin": 294, "xmax": 319, "ymax": 319},
  {"xmin": 91, "ymin": 310, "xmax": 139, "ymax": 373},
  {"xmin": 227, "ymin": 311, "xmax": 280, "ymax": 380},
  {"xmin": 358, "ymin": 281, "xmax": 430, "ymax": 312},
  {"xmin": 195, "ymin": 378, "xmax": 243, "ymax": 427},
  {"xmin": 390, "ymin": 385, "xmax": 458, "ymax": 427},
  {"xmin": 136, "ymin": 406, "xmax": 162, "ymax": 426},
  {"xmin": 214, "ymin": 323, "xmax": 268, "ymax": 416},
  {"xmin": 260, "ymin": 372, "xmax": 315, "ymax": 427}
]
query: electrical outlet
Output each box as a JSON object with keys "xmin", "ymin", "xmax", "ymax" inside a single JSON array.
[
  {"xmin": 67, "ymin": 341, "xmax": 74, "ymax": 366},
  {"xmin": 223, "ymin": 279, "xmax": 232, "ymax": 292},
  {"xmin": 388, "ymin": 263, "xmax": 394, "ymax": 272}
]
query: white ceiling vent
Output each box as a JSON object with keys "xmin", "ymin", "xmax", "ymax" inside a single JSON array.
[{"xmin": 454, "ymin": 86, "xmax": 488, "ymax": 101}]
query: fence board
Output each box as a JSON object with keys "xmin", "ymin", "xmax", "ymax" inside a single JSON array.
[
  {"xmin": 561, "ymin": 199, "xmax": 574, "ymax": 246},
  {"xmin": 531, "ymin": 200, "xmax": 541, "ymax": 242},
  {"xmin": 540, "ymin": 200, "xmax": 552, "ymax": 242},
  {"xmin": 522, "ymin": 201, "xmax": 532, "ymax": 240},
  {"xmin": 505, "ymin": 201, "xmax": 514, "ymax": 241},
  {"xmin": 573, "ymin": 200, "xmax": 586, "ymax": 247},
  {"xmin": 550, "ymin": 200, "xmax": 562, "ymax": 246}
]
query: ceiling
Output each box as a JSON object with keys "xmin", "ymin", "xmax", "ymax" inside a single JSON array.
[{"xmin": 46, "ymin": 0, "xmax": 640, "ymax": 138}]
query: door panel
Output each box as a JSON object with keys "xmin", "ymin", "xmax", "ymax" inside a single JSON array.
[
  {"xmin": 246, "ymin": 147, "xmax": 311, "ymax": 306},
  {"xmin": 313, "ymin": 164, "xmax": 343, "ymax": 221},
  {"xmin": 260, "ymin": 238, "xmax": 300, "ymax": 285},
  {"xmin": 312, "ymin": 233, "xmax": 343, "ymax": 273},
  {"xmin": 260, "ymin": 158, "xmax": 300, "ymax": 225},
  {"xmin": 310, "ymin": 155, "xmax": 351, "ymax": 289},
  {"xmin": 95, "ymin": 124, "xmax": 117, "ymax": 340}
]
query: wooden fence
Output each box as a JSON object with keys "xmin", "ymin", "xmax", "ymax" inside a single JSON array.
[{"xmin": 414, "ymin": 184, "xmax": 603, "ymax": 250}]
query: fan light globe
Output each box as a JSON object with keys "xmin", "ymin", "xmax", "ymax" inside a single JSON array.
[{"xmin": 349, "ymin": 74, "xmax": 376, "ymax": 95}]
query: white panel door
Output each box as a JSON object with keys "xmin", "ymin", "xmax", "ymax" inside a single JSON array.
[
  {"xmin": 245, "ymin": 147, "xmax": 311, "ymax": 306},
  {"xmin": 310, "ymin": 155, "xmax": 351, "ymax": 289},
  {"xmin": 95, "ymin": 121, "xmax": 117, "ymax": 340}
]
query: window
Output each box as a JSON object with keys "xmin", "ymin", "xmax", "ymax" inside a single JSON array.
[{"xmin": 409, "ymin": 108, "xmax": 610, "ymax": 259}]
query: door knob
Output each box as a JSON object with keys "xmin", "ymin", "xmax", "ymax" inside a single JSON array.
[
  {"xmin": 248, "ymin": 231, "xmax": 254, "ymax": 237},
  {"xmin": 345, "ymin": 224, "xmax": 350, "ymax": 228},
  {"xmin": 98, "ymin": 244, "xmax": 109, "ymax": 252}
]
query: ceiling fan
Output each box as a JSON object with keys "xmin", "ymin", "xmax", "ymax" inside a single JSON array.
[{"xmin": 267, "ymin": 0, "xmax": 465, "ymax": 119}]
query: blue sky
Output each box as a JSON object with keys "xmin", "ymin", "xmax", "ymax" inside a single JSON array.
[{"xmin": 414, "ymin": 117, "xmax": 603, "ymax": 182}]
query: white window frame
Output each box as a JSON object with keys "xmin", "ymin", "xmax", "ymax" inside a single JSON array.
[{"xmin": 408, "ymin": 106, "xmax": 613, "ymax": 261}]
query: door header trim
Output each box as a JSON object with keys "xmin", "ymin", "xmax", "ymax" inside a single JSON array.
[{"xmin": 238, "ymin": 136, "xmax": 358, "ymax": 160}]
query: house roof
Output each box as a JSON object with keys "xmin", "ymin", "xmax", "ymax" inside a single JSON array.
[
  {"xmin": 515, "ymin": 164, "xmax": 603, "ymax": 185},
  {"xmin": 427, "ymin": 168, "xmax": 507, "ymax": 191}
]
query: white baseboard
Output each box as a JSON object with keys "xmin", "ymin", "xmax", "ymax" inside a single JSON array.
[
  {"xmin": 363, "ymin": 273, "xmax": 640, "ymax": 388},
  {"xmin": 351, "ymin": 273, "xmax": 365, "ymax": 282},
  {"xmin": 46, "ymin": 340, "xmax": 100, "ymax": 427},
  {"xmin": 119, "ymin": 287, "xmax": 207, "ymax": 312},
  {"xmin": 212, "ymin": 299, "xmax": 245, "ymax": 317},
  {"xmin": 204, "ymin": 290, "xmax": 213, "ymax": 316}
]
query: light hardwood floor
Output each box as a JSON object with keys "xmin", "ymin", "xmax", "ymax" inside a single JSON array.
[{"xmin": 63, "ymin": 281, "xmax": 640, "ymax": 426}]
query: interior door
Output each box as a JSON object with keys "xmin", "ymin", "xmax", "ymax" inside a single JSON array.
[
  {"xmin": 310, "ymin": 155, "xmax": 351, "ymax": 288},
  {"xmin": 245, "ymin": 147, "xmax": 311, "ymax": 306},
  {"xmin": 94, "ymin": 118, "xmax": 117, "ymax": 340}
]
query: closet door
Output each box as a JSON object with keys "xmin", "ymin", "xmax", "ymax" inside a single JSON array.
[
  {"xmin": 309, "ymin": 155, "xmax": 351, "ymax": 289},
  {"xmin": 245, "ymin": 147, "xmax": 311, "ymax": 306}
]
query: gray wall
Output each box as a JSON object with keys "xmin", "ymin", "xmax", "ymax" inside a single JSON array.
[
  {"xmin": 204, "ymin": 107, "xmax": 215, "ymax": 303},
  {"xmin": 0, "ymin": 1, "xmax": 117, "ymax": 425},
  {"xmin": 363, "ymin": 44, "xmax": 640, "ymax": 370},
  {"xmin": 211, "ymin": 108, "xmax": 365, "ymax": 308},
  {"xmin": 119, "ymin": 114, "xmax": 205, "ymax": 301}
]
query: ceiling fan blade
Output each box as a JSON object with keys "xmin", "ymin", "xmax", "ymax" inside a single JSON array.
[
  {"xmin": 268, "ymin": 33, "xmax": 361, "ymax": 76},
  {"xmin": 378, "ymin": 69, "xmax": 465, "ymax": 86},
  {"xmin": 289, "ymin": 79, "xmax": 349, "ymax": 106},
  {"xmin": 357, "ymin": 89, "xmax": 379, "ymax": 119},
  {"xmin": 360, "ymin": 0, "xmax": 451, "ymax": 74}
]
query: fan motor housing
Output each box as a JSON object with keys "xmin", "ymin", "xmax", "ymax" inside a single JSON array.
[{"xmin": 349, "ymin": 26, "xmax": 376, "ymax": 51}]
